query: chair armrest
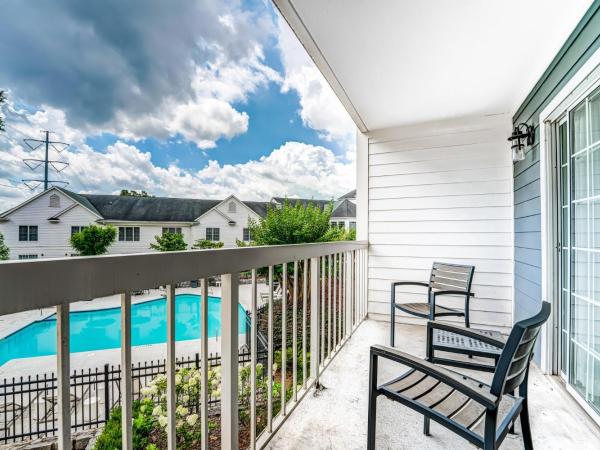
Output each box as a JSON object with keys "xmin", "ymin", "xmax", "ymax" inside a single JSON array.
[
  {"xmin": 427, "ymin": 321, "xmax": 506, "ymax": 348},
  {"xmin": 370, "ymin": 344, "xmax": 498, "ymax": 409},
  {"xmin": 432, "ymin": 289, "xmax": 474, "ymax": 297},
  {"xmin": 392, "ymin": 281, "xmax": 429, "ymax": 288}
]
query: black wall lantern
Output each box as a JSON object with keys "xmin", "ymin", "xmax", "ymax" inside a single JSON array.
[{"xmin": 508, "ymin": 123, "xmax": 534, "ymax": 162}]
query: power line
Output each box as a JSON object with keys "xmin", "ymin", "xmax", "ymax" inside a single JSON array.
[{"xmin": 22, "ymin": 130, "xmax": 70, "ymax": 191}]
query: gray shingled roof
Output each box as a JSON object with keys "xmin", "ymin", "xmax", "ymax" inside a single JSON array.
[
  {"xmin": 58, "ymin": 189, "xmax": 272, "ymax": 222},
  {"xmin": 244, "ymin": 201, "xmax": 271, "ymax": 217},
  {"xmin": 338, "ymin": 189, "xmax": 356, "ymax": 199},
  {"xmin": 331, "ymin": 198, "xmax": 356, "ymax": 218},
  {"xmin": 81, "ymin": 194, "xmax": 221, "ymax": 222}
]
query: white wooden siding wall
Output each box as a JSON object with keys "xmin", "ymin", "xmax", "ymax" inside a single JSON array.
[
  {"xmin": 192, "ymin": 198, "xmax": 260, "ymax": 247},
  {"xmin": 107, "ymin": 224, "xmax": 193, "ymax": 254},
  {"xmin": 366, "ymin": 116, "xmax": 514, "ymax": 330},
  {"xmin": 0, "ymin": 190, "xmax": 98, "ymax": 259}
]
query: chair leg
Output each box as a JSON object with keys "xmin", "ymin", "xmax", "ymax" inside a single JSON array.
[
  {"xmin": 483, "ymin": 409, "xmax": 497, "ymax": 450},
  {"xmin": 520, "ymin": 399, "xmax": 533, "ymax": 450},
  {"xmin": 390, "ymin": 287, "xmax": 396, "ymax": 347},
  {"xmin": 423, "ymin": 417, "xmax": 430, "ymax": 436},
  {"xmin": 367, "ymin": 352, "xmax": 379, "ymax": 450}
]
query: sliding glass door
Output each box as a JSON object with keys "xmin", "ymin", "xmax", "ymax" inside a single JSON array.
[{"xmin": 557, "ymin": 85, "xmax": 600, "ymax": 413}]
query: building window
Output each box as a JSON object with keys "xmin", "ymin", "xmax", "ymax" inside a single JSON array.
[
  {"xmin": 18, "ymin": 254, "xmax": 38, "ymax": 260},
  {"xmin": 349, "ymin": 221, "xmax": 356, "ymax": 230},
  {"xmin": 228, "ymin": 201, "xmax": 236, "ymax": 213},
  {"xmin": 243, "ymin": 228, "xmax": 252, "ymax": 242},
  {"xmin": 206, "ymin": 227, "xmax": 220, "ymax": 241},
  {"xmin": 19, "ymin": 225, "xmax": 38, "ymax": 241},
  {"xmin": 71, "ymin": 226, "xmax": 88, "ymax": 236},
  {"xmin": 162, "ymin": 227, "xmax": 182, "ymax": 235},
  {"xmin": 331, "ymin": 221, "xmax": 344, "ymax": 229},
  {"xmin": 118, "ymin": 226, "xmax": 140, "ymax": 242},
  {"xmin": 49, "ymin": 193, "xmax": 60, "ymax": 208}
]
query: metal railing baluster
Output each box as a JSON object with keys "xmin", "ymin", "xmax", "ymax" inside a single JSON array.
[
  {"xmin": 250, "ymin": 270, "xmax": 257, "ymax": 450},
  {"xmin": 302, "ymin": 259, "xmax": 308, "ymax": 389},
  {"xmin": 292, "ymin": 260, "xmax": 298, "ymax": 402},
  {"xmin": 320, "ymin": 257, "xmax": 325, "ymax": 366},
  {"xmin": 120, "ymin": 292, "xmax": 132, "ymax": 450},
  {"xmin": 281, "ymin": 263, "xmax": 287, "ymax": 416},
  {"xmin": 328, "ymin": 254, "xmax": 332, "ymax": 358},
  {"xmin": 166, "ymin": 284, "xmax": 176, "ymax": 450},
  {"xmin": 220, "ymin": 273, "xmax": 239, "ymax": 449},
  {"xmin": 200, "ymin": 278, "xmax": 209, "ymax": 450},
  {"xmin": 333, "ymin": 253, "xmax": 337, "ymax": 352},
  {"xmin": 56, "ymin": 304, "xmax": 70, "ymax": 450},
  {"xmin": 267, "ymin": 266, "xmax": 274, "ymax": 433},
  {"xmin": 310, "ymin": 257, "xmax": 320, "ymax": 383}
]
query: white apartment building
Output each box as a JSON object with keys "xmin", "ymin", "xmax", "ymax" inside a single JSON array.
[{"xmin": 0, "ymin": 187, "xmax": 355, "ymax": 260}]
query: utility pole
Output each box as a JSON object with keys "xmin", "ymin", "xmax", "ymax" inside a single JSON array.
[{"xmin": 22, "ymin": 130, "xmax": 69, "ymax": 191}]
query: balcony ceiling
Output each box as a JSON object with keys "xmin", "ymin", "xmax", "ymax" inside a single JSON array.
[{"xmin": 274, "ymin": 0, "xmax": 594, "ymax": 132}]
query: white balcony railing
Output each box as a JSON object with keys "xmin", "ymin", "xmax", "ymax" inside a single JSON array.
[{"xmin": 0, "ymin": 241, "xmax": 368, "ymax": 449}]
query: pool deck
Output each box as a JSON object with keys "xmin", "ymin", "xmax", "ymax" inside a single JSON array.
[{"xmin": 0, "ymin": 282, "xmax": 270, "ymax": 379}]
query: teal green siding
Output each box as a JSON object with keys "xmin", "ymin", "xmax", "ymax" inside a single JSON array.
[{"xmin": 513, "ymin": 1, "xmax": 600, "ymax": 349}]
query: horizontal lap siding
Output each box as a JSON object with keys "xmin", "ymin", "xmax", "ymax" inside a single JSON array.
[
  {"xmin": 511, "ymin": 1, "xmax": 600, "ymax": 363},
  {"xmin": 367, "ymin": 118, "xmax": 514, "ymax": 330}
]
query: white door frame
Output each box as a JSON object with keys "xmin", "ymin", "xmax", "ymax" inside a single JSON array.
[{"xmin": 538, "ymin": 47, "xmax": 600, "ymax": 376}]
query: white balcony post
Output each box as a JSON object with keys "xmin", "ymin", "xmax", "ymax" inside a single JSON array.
[
  {"xmin": 281, "ymin": 263, "xmax": 287, "ymax": 416},
  {"xmin": 302, "ymin": 259, "xmax": 308, "ymax": 389},
  {"xmin": 121, "ymin": 292, "xmax": 133, "ymax": 450},
  {"xmin": 310, "ymin": 257, "xmax": 320, "ymax": 382},
  {"xmin": 267, "ymin": 266, "xmax": 274, "ymax": 433},
  {"xmin": 250, "ymin": 270, "xmax": 257, "ymax": 450},
  {"xmin": 221, "ymin": 273, "xmax": 239, "ymax": 450},
  {"xmin": 200, "ymin": 278, "xmax": 209, "ymax": 450},
  {"xmin": 56, "ymin": 303, "xmax": 70, "ymax": 450},
  {"xmin": 292, "ymin": 260, "xmax": 298, "ymax": 401},
  {"xmin": 166, "ymin": 284, "xmax": 176, "ymax": 450}
]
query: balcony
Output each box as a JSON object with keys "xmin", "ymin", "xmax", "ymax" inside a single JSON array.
[{"xmin": 0, "ymin": 241, "xmax": 369, "ymax": 449}]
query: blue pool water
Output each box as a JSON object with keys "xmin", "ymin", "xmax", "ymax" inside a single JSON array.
[{"xmin": 0, "ymin": 294, "xmax": 246, "ymax": 366}]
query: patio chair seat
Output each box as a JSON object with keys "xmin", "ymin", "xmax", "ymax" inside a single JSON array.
[
  {"xmin": 395, "ymin": 302, "xmax": 462, "ymax": 318},
  {"xmin": 381, "ymin": 368, "xmax": 518, "ymax": 437}
]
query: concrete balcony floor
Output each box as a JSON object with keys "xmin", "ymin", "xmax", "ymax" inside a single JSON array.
[{"xmin": 267, "ymin": 320, "xmax": 600, "ymax": 449}]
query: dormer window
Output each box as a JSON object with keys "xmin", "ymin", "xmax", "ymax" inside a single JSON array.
[
  {"xmin": 49, "ymin": 194, "xmax": 60, "ymax": 208},
  {"xmin": 228, "ymin": 201, "xmax": 236, "ymax": 213}
]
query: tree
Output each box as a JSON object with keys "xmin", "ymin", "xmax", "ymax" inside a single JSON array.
[
  {"xmin": 0, "ymin": 232, "xmax": 9, "ymax": 260},
  {"xmin": 150, "ymin": 232, "xmax": 188, "ymax": 251},
  {"xmin": 70, "ymin": 225, "xmax": 117, "ymax": 256},
  {"xmin": 192, "ymin": 239, "xmax": 224, "ymax": 249},
  {"xmin": 0, "ymin": 90, "xmax": 6, "ymax": 132},
  {"xmin": 120, "ymin": 189, "xmax": 153, "ymax": 197},
  {"xmin": 248, "ymin": 201, "xmax": 334, "ymax": 245}
]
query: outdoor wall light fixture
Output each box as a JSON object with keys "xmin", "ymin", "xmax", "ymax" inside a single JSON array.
[{"xmin": 508, "ymin": 123, "xmax": 534, "ymax": 162}]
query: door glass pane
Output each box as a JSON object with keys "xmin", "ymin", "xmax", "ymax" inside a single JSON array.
[
  {"xmin": 573, "ymin": 103, "xmax": 588, "ymax": 153},
  {"xmin": 573, "ymin": 154, "xmax": 588, "ymax": 200},
  {"xmin": 573, "ymin": 203, "xmax": 588, "ymax": 247},
  {"xmin": 590, "ymin": 91, "xmax": 600, "ymax": 145}
]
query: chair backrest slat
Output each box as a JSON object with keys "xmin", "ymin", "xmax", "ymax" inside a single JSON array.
[
  {"xmin": 429, "ymin": 262, "xmax": 475, "ymax": 292},
  {"xmin": 490, "ymin": 302, "xmax": 551, "ymax": 397}
]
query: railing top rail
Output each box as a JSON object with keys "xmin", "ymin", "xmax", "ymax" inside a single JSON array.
[{"xmin": 0, "ymin": 240, "xmax": 367, "ymax": 316}]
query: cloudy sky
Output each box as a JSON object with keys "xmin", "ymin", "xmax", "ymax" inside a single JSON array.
[{"xmin": 0, "ymin": 0, "xmax": 356, "ymax": 211}]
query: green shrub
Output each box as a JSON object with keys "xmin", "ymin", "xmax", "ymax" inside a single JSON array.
[{"xmin": 94, "ymin": 400, "xmax": 155, "ymax": 450}]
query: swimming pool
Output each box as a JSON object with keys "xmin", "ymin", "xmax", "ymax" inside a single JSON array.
[{"xmin": 0, "ymin": 294, "xmax": 246, "ymax": 366}]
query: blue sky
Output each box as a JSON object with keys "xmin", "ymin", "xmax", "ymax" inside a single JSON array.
[{"xmin": 0, "ymin": 0, "xmax": 356, "ymax": 210}]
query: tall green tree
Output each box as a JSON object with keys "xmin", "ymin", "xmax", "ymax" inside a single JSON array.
[
  {"xmin": 0, "ymin": 90, "xmax": 6, "ymax": 132},
  {"xmin": 70, "ymin": 225, "xmax": 117, "ymax": 256},
  {"xmin": 120, "ymin": 189, "xmax": 153, "ymax": 197},
  {"xmin": 249, "ymin": 201, "xmax": 338, "ymax": 245},
  {"xmin": 0, "ymin": 232, "xmax": 9, "ymax": 260},
  {"xmin": 150, "ymin": 232, "xmax": 187, "ymax": 251}
]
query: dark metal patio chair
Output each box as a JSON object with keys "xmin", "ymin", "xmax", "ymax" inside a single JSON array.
[
  {"xmin": 368, "ymin": 302, "xmax": 550, "ymax": 450},
  {"xmin": 391, "ymin": 262, "xmax": 475, "ymax": 346}
]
